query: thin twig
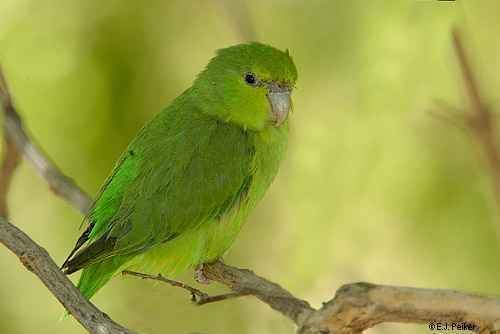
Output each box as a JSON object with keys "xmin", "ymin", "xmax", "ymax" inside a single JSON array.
[
  {"xmin": 428, "ymin": 99, "xmax": 468, "ymax": 131},
  {"xmin": 122, "ymin": 270, "xmax": 248, "ymax": 305},
  {"xmin": 452, "ymin": 29, "xmax": 500, "ymax": 205},
  {"xmin": 196, "ymin": 292, "xmax": 249, "ymax": 306},
  {"xmin": 122, "ymin": 270, "xmax": 209, "ymax": 303}
]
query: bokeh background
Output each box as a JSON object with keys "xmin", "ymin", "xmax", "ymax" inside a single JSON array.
[{"xmin": 1, "ymin": 1, "xmax": 500, "ymax": 333}]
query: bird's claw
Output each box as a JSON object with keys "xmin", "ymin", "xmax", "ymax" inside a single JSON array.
[{"xmin": 194, "ymin": 264, "xmax": 211, "ymax": 284}]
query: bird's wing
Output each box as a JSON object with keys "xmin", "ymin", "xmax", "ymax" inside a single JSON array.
[
  {"xmin": 60, "ymin": 146, "xmax": 139, "ymax": 270},
  {"xmin": 62, "ymin": 109, "xmax": 254, "ymax": 273}
]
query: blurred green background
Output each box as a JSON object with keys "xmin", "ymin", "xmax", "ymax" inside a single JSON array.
[{"xmin": 1, "ymin": 1, "xmax": 499, "ymax": 333}]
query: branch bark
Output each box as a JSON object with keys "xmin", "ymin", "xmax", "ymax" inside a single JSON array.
[
  {"xmin": 0, "ymin": 67, "xmax": 137, "ymax": 334},
  {"xmin": 299, "ymin": 283, "xmax": 500, "ymax": 334},
  {"xmin": 202, "ymin": 261, "xmax": 315, "ymax": 325},
  {"xmin": 0, "ymin": 218, "xmax": 137, "ymax": 334},
  {"xmin": 1, "ymin": 29, "xmax": 500, "ymax": 334}
]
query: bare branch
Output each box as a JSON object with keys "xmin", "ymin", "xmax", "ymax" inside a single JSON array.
[
  {"xmin": 202, "ymin": 261, "xmax": 315, "ymax": 326},
  {"xmin": 0, "ymin": 218, "xmax": 137, "ymax": 334},
  {"xmin": 299, "ymin": 283, "xmax": 500, "ymax": 334},
  {"xmin": 195, "ymin": 291, "xmax": 249, "ymax": 306},
  {"xmin": 0, "ymin": 68, "xmax": 92, "ymax": 215},
  {"xmin": 122, "ymin": 270, "xmax": 248, "ymax": 305},
  {"xmin": 124, "ymin": 261, "xmax": 498, "ymax": 334},
  {"xmin": 0, "ymin": 67, "xmax": 134, "ymax": 333},
  {"xmin": 451, "ymin": 29, "xmax": 500, "ymax": 205}
]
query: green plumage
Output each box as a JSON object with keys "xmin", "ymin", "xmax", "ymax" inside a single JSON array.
[{"xmin": 62, "ymin": 42, "xmax": 297, "ymax": 299}]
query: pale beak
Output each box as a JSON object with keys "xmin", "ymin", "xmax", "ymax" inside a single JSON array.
[{"xmin": 267, "ymin": 85, "xmax": 291, "ymax": 127}]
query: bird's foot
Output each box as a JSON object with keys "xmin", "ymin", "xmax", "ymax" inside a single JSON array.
[{"xmin": 194, "ymin": 264, "xmax": 211, "ymax": 284}]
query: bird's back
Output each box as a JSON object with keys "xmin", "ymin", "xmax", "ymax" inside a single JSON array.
[{"xmin": 63, "ymin": 90, "xmax": 287, "ymax": 298}]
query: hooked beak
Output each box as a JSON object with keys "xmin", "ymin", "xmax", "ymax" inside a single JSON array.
[{"xmin": 267, "ymin": 85, "xmax": 291, "ymax": 127}]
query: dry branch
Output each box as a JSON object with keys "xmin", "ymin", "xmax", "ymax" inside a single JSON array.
[
  {"xmin": 452, "ymin": 29, "xmax": 500, "ymax": 206},
  {"xmin": 122, "ymin": 269, "xmax": 249, "ymax": 306},
  {"xmin": 0, "ymin": 68, "xmax": 136, "ymax": 334},
  {"xmin": 299, "ymin": 283, "xmax": 500, "ymax": 334},
  {"xmin": 202, "ymin": 261, "xmax": 315, "ymax": 325},
  {"xmin": 0, "ymin": 218, "xmax": 137, "ymax": 334},
  {"xmin": 1, "ymin": 29, "xmax": 500, "ymax": 334}
]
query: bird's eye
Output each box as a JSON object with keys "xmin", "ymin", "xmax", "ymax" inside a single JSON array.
[{"xmin": 244, "ymin": 73, "xmax": 257, "ymax": 86}]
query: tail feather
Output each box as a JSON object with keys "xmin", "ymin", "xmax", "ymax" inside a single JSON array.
[
  {"xmin": 61, "ymin": 223, "xmax": 94, "ymax": 270},
  {"xmin": 62, "ymin": 234, "xmax": 117, "ymax": 275},
  {"xmin": 77, "ymin": 255, "xmax": 131, "ymax": 299}
]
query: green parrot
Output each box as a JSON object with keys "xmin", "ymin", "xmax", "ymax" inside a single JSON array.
[{"xmin": 61, "ymin": 42, "xmax": 297, "ymax": 300}]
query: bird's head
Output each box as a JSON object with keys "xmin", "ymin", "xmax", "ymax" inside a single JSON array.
[{"xmin": 193, "ymin": 42, "xmax": 298, "ymax": 131}]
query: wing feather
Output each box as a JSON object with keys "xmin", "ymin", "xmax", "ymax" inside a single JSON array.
[{"xmin": 63, "ymin": 107, "xmax": 254, "ymax": 274}]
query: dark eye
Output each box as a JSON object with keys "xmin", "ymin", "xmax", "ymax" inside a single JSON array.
[{"xmin": 244, "ymin": 73, "xmax": 257, "ymax": 86}]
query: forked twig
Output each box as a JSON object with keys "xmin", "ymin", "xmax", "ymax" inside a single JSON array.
[{"xmin": 122, "ymin": 270, "xmax": 248, "ymax": 305}]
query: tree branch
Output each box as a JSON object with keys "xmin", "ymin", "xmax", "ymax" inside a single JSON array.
[
  {"xmin": 0, "ymin": 218, "xmax": 137, "ymax": 334},
  {"xmin": 1, "ymin": 28, "xmax": 500, "ymax": 334},
  {"xmin": 451, "ymin": 29, "xmax": 500, "ymax": 207},
  {"xmin": 0, "ymin": 68, "xmax": 137, "ymax": 334},
  {"xmin": 202, "ymin": 261, "xmax": 315, "ymax": 325},
  {"xmin": 299, "ymin": 283, "xmax": 500, "ymax": 334},
  {"xmin": 122, "ymin": 269, "xmax": 249, "ymax": 306}
]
